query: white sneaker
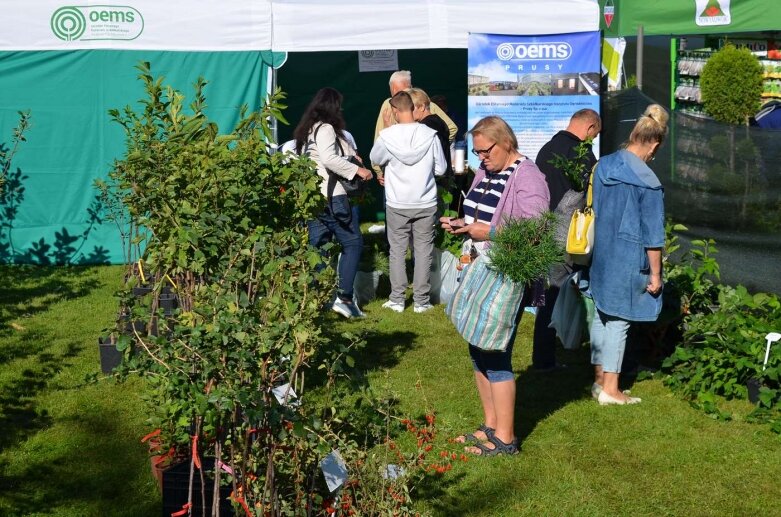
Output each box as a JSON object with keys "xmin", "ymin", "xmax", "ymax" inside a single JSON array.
[
  {"xmin": 413, "ymin": 303, "xmax": 434, "ymax": 314},
  {"xmin": 332, "ymin": 297, "xmax": 364, "ymax": 318},
  {"xmin": 382, "ymin": 300, "xmax": 404, "ymax": 313}
]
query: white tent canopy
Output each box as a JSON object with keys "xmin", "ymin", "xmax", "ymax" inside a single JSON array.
[
  {"xmin": 271, "ymin": 0, "xmax": 600, "ymax": 51},
  {"xmin": 1, "ymin": 0, "xmax": 599, "ymax": 51}
]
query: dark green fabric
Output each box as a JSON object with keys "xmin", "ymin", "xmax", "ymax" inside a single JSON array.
[
  {"xmin": 277, "ymin": 49, "xmax": 467, "ymax": 221},
  {"xmin": 0, "ymin": 50, "xmax": 269, "ymax": 264}
]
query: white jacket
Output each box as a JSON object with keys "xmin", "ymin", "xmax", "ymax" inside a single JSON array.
[
  {"xmin": 370, "ymin": 123, "xmax": 446, "ymax": 209},
  {"xmin": 307, "ymin": 123, "xmax": 359, "ymax": 197}
]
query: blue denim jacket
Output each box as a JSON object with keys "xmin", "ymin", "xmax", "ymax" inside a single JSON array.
[{"xmin": 590, "ymin": 150, "xmax": 665, "ymax": 322}]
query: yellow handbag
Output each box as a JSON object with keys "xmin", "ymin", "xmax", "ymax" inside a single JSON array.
[{"xmin": 565, "ymin": 164, "xmax": 596, "ymax": 264}]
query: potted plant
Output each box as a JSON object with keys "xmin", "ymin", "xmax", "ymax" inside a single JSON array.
[{"xmin": 106, "ymin": 63, "xmax": 377, "ymax": 514}]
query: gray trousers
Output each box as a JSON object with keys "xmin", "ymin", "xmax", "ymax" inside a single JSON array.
[{"xmin": 385, "ymin": 205, "xmax": 438, "ymax": 306}]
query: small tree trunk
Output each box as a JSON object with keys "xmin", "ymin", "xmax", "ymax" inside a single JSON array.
[{"xmin": 212, "ymin": 441, "xmax": 222, "ymax": 517}]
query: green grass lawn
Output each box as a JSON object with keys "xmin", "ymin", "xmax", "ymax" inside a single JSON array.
[{"xmin": 1, "ymin": 265, "xmax": 780, "ymax": 516}]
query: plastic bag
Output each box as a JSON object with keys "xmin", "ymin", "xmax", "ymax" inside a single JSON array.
[
  {"xmin": 430, "ymin": 249, "xmax": 459, "ymax": 305},
  {"xmin": 353, "ymin": 270, "xmax": 381, "ymax": 306}
]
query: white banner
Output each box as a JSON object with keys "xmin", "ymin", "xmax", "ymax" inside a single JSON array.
[
  {"xmin": 1, "ymin": 0, "xmax": 599, "ymax": 52},
  {"xmin": 0, "ymin": 0, "xmax": 272, "ymax": 51}
]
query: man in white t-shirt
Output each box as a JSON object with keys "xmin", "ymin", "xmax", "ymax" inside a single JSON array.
[{"xmin": 370, "ymin": 91, "xmax": 446, "ymax": 313}]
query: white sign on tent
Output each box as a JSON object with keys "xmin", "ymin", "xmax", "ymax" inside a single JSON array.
[{"xmin": 358, "ymin": 50, "xmax": 399, "ymax": 72}]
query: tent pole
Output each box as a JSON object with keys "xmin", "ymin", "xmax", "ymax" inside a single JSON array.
[
  {"xmin": 270, "ymin": 66, "xmax": 278, "ymax": 146},
  {"xmin": 636, "ymin": 25, "xmax": 644, "ymax": 90}
]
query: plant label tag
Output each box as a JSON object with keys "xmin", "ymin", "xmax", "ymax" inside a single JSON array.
[
  {"xmin": 272, "ymin": 383, "xmax": 299, "ymax": 406},
  {"xmin": 216, "ymin": 459, "xmax": 234, "ymax": 475},
  {"xmin": 320, "ymin": 450, "xmax": 348, "ymax": 492},
  {"xmin": 382, "ymin": 464, "xmax": 406, "ymax": 480}
]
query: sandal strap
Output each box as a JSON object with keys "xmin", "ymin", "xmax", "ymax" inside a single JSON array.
[
  {"xmin": 469, "ymin": 440, "xmax": 500, "ymax": 456},
  {"xmin": 461, "ymin": 424, "xmax": 495, "ymax": 444},
  {"xmin": 487, "ymin": 433, "xmax": 519, "ymax": 455},
  {"xmin": 478, "ymin": 424, "xmax": 495, "ymax": 437}
]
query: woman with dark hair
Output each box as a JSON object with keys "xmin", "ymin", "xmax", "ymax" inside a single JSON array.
[{"xmin": 293, "ymin": 87, "xmax": 373, "ymax": 318}]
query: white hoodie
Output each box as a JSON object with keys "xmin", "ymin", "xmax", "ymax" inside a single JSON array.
[{"xmin": 370, "ymin": 123, "xmax": 446, "ymax": 210}]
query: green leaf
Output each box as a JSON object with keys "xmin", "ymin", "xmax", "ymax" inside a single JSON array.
[{"xmin": 115, "ymin": 335, "xmax": 131, "ymax": 352}]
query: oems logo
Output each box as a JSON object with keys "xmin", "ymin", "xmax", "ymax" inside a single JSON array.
[
  {"xmin": 496, "ymin": 42, "xmax": 572, "ymax": 61},
  {"xmin": 51, "ymin": 5, "xmax": 144, "ymax": 42}
]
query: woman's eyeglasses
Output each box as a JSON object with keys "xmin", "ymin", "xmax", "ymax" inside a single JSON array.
[{"xmin": 471, "ymin": 142, "xmax": 496, "ymax": 157}]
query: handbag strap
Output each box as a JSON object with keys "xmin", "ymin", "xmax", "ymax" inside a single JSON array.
[
  {"xmin": 585, "ymin": 162, "xmax": 597, "ymax": 209},
  {"xmin": 307, "ymin": 123, "xmax": 347, "ymax": 203}
]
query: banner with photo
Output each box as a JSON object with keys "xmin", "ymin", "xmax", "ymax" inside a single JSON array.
[{"xmin": 467, "ymin": 31, "xmax": 601, "ymax": 168}]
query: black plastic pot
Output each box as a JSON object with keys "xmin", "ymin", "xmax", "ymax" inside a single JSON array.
[
  {"xmin": 98, "ymin": 336, "xmax": 122, "ymax": 374},
  {"xmin": 162, "ymin": 458, "xmax": 233, "ymax": 516},
  {"xmin": 132, "ymin": 284, "xmax": 173, "ymax": 296},
  {"xmin": 747, "ymin": 377, "xmax": 762, "ymax": 404},
  {"xmin": 132, "ymin": 285, "xmax": 153, "ymax": 298},
  {"xmin": 159, "ymin": 293, "xmax": 178, "ymax": 317}
]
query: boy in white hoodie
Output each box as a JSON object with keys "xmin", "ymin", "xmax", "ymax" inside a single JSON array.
[{"xmin": 370, "ymin": 91, "xmax": 446, "ymax": 313}]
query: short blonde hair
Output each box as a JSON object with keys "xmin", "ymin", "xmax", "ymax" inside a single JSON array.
[
  {"xmin": 407, "ymin": 87, "xmax": 430, "ymax": 109},
  {"xmin": 628, "ymin": 104, "xmax": 669, "ymax": 146},
  {"xmin": 469, "ymin": 116, "xmax": 518, "ymax": 152}
]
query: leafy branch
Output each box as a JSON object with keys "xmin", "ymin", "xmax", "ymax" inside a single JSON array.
[
  {"xmin": 548, "ymin": 138, "xmax": 593, "ymax": 192},
  {"xmin": 0, "ymin": 110, "xmax": 31, "ymax": 195}
]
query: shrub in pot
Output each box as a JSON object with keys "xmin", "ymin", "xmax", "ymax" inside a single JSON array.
[{"xmin": 105, "ymin": 63, "xmax": 377, "ymax": 514}]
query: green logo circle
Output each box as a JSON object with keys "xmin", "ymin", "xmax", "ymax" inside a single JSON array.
[{"xmin": 51, "ymin": 7, "xmax": 86, "ymax": 41}]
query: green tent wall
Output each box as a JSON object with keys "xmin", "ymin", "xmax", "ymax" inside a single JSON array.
[{"xmin": 0, "ymin": 50, "xmax": 274, "ymax": 264}]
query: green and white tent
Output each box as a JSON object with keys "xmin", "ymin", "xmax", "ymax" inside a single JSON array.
[{"xmin": 0, "ymin": 0, "xmax": 599, "ymax": 264}]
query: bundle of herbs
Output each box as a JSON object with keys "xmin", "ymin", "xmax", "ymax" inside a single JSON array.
[{"xmin": 487, "ymin": 212, "xmax": 562, "ymax": 284}]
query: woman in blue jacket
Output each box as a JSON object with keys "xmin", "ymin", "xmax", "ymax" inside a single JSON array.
[{"xmin": 589, "ymin": 104, "xmax": 669, "ymax": 405}]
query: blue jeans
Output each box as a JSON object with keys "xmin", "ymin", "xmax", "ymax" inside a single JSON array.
[
  {"xmin": 308, "ymin": 195, "xmax": 363, "ymax": 301},
  {"xmin": 590, "ymin": 310, "xmax": 630, "ymax": 373}
]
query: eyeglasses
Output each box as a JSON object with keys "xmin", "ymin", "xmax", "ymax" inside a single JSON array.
[{"xmin": 471, "ymin": 142, "xmax": 496, "ymax": 157}]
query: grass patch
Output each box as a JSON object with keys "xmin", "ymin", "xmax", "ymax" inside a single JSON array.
[
  {"xmin": 0, "ymin": 265, "xmax": 158, "ymax": 516},
  {"xmin": 1, "ymin": 265, "xmax": 780, "ymax": 515}
]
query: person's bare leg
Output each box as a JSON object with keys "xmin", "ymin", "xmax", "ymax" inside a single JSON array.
[
  {"xmin": 601, "ymin": 371, "xmax": 631, "ymax": 402},
  {"xmin": 475, "ymin": 371, "xmax": 497, "ymax": 430},
  {"xmin": 455, "ymin": 371, "xmax": 495, "ymax": 443},
  {"xmin": 466, "ymin": 380, "xmax": 515, "ymax": 453},
  {"xmin": 489, "ymin": 380, "xmax": 515, "ymax": 444},
  {"xmin": 594, "ymin": 364, "xmax": 604, "ymax": 387}
]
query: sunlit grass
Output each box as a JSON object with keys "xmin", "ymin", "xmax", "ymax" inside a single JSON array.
[{"xmin": 1, "ymin": 265, "xmax": 780, "ymax": 516}]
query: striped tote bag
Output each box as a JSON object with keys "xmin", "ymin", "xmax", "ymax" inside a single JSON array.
[{"xmin": 445, "ymin": 256, "xmax": 525, "ymax": 352}]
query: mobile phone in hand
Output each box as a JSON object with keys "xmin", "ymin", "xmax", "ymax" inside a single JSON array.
[{"xmin": 449, "ymin": 218, "xmax": 465, "ymax": 230}]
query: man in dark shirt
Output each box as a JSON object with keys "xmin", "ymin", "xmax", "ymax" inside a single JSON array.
[
  {"xmin": 536, "ymin": 109, "xmax": 600, "ymax": 211},
  {"xmin": 532, "ymin": 108, "xmax": 600, "ymax": 372}
]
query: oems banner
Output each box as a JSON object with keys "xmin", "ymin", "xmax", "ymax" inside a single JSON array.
[{"xmin": 467, "ymin": 31, "xmax": 601, "ymax": 167}]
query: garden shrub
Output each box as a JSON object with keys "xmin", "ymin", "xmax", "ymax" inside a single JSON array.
[
  {"xmin": 700, "ymin": 44, "xmax": 763, "ymax": 125},
  {"xmin": 662, "ymin": 224, "xmax": 781, "ymax": 432},
  {"xmin": 106, "ymin": 63, "xmax": 456, "ymax": 515}
]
